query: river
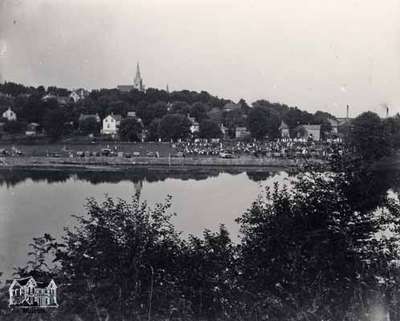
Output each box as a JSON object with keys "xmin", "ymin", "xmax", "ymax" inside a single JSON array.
[{"xmin": 0, "ymin": 168, "xmax": 290, "ymax": 277}]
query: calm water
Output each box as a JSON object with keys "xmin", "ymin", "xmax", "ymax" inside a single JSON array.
[{"xmin": 0, "ymin": 168, "xmax": 290, "ymax": 277}]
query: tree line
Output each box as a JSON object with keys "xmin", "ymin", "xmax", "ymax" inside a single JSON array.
[{"xmin": 0, "ymin": 81, "xmax": 342, "ymax": 141}]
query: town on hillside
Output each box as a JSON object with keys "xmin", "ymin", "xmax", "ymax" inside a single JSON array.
[{"xmin": 0, "ymin": 64, "xmax": 359, "ymax": 159}]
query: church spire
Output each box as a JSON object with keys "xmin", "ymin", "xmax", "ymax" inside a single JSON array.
[{"xmin": 134, "ymin": 62, "xmax": 145, "ymax": 92}]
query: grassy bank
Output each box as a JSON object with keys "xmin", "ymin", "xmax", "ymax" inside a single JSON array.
[{"xmin": 0, "ymin": 155, "xmax": 323, "ymax": 171}]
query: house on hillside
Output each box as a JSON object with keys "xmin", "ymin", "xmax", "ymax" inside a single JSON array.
[
  {"xmin": 41, "ymin": 94, "xmax": 69, "ymax": 106},
  {"xmin": 127, "ymin": 111, "xmax": 144, "ymax": 125},
  {"xmin": 235, "ymin": 126, "xmax": 250, "ymax": 139},
  {"xmin": 188, "ymin": 115, "xmax": 200, "ymax": 134},
  {"xmin": 79, "ymin": 113, "xmax": 101, "ymax": 123},
  {"xmin": 25, "ymin": 123, "xmax": 41, "ymax": 136},
  {"xmin": 2, "ymin": 107, "xmax": 17, "ymax": 121},
  {"xmin": 102, "ymin": 114, "xmax": 122, "ymax": 135},
  {"xmin": 295, "ymin": 124, "xmax": 321, "ymax": 141},
  {"xmin": 70, "ymin": 88, "xmax": 90, "ymax": 103},
  {"xmin": 223, "ymin": 102, "xmax": 242, "ymax": 113},
  {"xmin": 279, "ymin": 120, "xmax": 290, "ymax": 138},
  {"xmin": 9, "ymin": 276, "xmax": 58, "ymax": 308}
]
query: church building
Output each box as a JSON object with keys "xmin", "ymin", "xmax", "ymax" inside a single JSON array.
[{"xmin": 117, "ymin": 63, "xmax": 145, "ymax": 93}]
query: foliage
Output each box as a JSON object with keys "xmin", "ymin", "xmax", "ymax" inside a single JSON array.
[
  {"xmin": 148, "ymin": 118, "xmax": 161, "ymax": 141},
  {"xmin": 159, "ymin": 114, "xmax": 191, "ymax": 141},
  {"xmin": 79, "ymin": 117, "xmax": 100, "ymax": 135},
  {"xmin": 350, "ymin": 112, "xmax": 391, "ymax": 161},
  {"xmin": 247, "ymin": 106, "xmax": 280, "ymax": 139},
  {"xmin": 118, "ymin": 117, "xmax": 143, "ymax": 142},
  {"xmin": 383, "ymin": 114, "xmax": 400, "ymax": 150},
  {"xmin": 190, "ymin": 102, "xmax": 210, "ymax": 122},
  {"xmin": 137, "ymin": 101, "xmax": 168, "ymax": 126},
  {"xmin": 3, "ymin": 120, "xmax": 26, "ymax": 134},
  {"xmin": 7, "ymin": 165, "xmax": 400, "ymax": 320},
  {"xmin": 236, "ymin": 171, "xmax": 396, "ymax": 321},
  {"xmin": 199, "ymin": 120, "xmax": 222, "ymax": 139},
  {"xmin": 43, "ymin": 109, "xmax": 67, "ymax": 140},
  {"xmin": 170, "ymin": 101, "xmax": 190, "ymax": 115}
]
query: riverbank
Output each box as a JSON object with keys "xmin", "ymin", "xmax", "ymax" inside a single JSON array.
[{"xmin": 0, "ymin": 155, "xmax": 324, "ymax": 171}]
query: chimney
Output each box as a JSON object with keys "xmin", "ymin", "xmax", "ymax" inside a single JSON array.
[{"xmin": 346, "ymin": 105, "xmax": 349, "ymax": 120}]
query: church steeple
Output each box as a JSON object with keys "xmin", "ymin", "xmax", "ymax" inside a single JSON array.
[{"xmin": 133, "ymin": 62, "xmax": 145, "ymax": 92}]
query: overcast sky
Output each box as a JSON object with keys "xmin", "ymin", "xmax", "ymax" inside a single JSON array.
[{"xmin": 1, "ymin": 0, "xmax": 400, "ymax": 117}]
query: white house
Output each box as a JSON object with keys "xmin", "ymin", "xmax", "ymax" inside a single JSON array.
[
  {"xmin": 9, "ymin": 276, "xmax": 58, "ymax": 307},
  {"xmin": 188, "ymin": 115, "xmax": 199, "ymax": 134},
  {"xmin": 70, "ymin": 88, "xmax": 90, "ymax": 103},
  {"xmin": 279, "ymin": 120, "xmax": 290, "ymax": 138},
  {"xmin": 2, "ymin": 107, "xmax": 17, "ymax": 121},
  {"xmin": 69, "ymin": 91, "xmax": 80, "ymax": 103},
  {"xmin": 102, "ymin": 114, "xmax": 122, "ymax": 135},
  {"xmin": 295, "ymin": 124, "xmax": 321, "ymax": 141},
  {"xmin": 235, "ymin": 126, "xmax": 250, "ymax": 139},
  {"xmin": 25, "ymin": 122, "xmax": 40, "ymax": 136}
]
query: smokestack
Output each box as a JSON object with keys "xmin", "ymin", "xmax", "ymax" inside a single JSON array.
[
  {"xmin": 346, "ymin": 105, "xmax": 349, "ymax": 120},
  {"xmin": 386, "ymin": 105, "xmax": 389, "ymax": 118}
]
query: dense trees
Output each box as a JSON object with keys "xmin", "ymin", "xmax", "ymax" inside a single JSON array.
[
  {"xmin": 350, "ymin": 112, "xmax": 391, "ymax": 161},
  {"xmin": 199, "ymin": 120, "xmax": 222, "ymax": 139},
  {"xmin": 118, "ymin": 118, "xmax": 143, "ymax": 141},
  {"xmin": 137, "ymin": 101, "xmax": 168, "ymax": 126},
  {"xmin": 247, "ymin": 106, "xmax": 280, "ymax": 139},
  {"xmin": 43, "ymin": 109, "xmax": 67, "ymax": 140},
  {"xmin": 3, "ymin": 120, "xmax": 26, "ymax": 134},
  {"xmin": 236, "ymin": 171, "xmax": 391, "ymax": 320},
  {"xmin": 79, "ymin": 117, "xmax": 100, "ymax": 135},
  {"xmin": 190, "ymin": 102, "xmax": 209, "ymax": 122},
  {"xmin": 159, "ymin": 114, "xmax": 191, "ymax": 141}
]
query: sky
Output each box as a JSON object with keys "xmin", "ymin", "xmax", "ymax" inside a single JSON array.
[{"xmin": 0, "ymin": 0, "xmax": 400, "ymax": 117}]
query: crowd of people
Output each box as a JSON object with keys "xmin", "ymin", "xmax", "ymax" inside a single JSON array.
[
  {"xmin": 0, "ymin": 138, "xmax": 347, "ymax": 160},
  {"xmin": 174, "ymin": 138, "xmax": 346, "ymax": 159}
]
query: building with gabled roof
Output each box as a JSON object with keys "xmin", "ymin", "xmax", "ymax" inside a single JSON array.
[
  {"xmin": 295, "ymin": 124, "xmax": 321, "ymax": 141},
  {"xmin": 102, "ymin": 114, "xmax": 123, "ymax": 135},
  {"xmin": 9, "ymin": 276, "xmax": 58, "ymax": 308},
  {"xmin": 118, "ymin": 62, "xmax": 145, "ymax": 93},
  {"xmin": 223, "ymin": 101, "xmax": 242, "ymax": 112},
  {"xmin": 188, "ymin": 115, "xmax": 200, "ymax": 134},
  {"xmin": 2, "ymin": 107, "xmax": 17, "ymax": 121},
  {"xmin": 79, "ymin": 113, "xmax": 101, "ymax": 123},
  {"xmin": 279, "ymin": 120, "xmax": 290, "ymax": 138},
  {"xmin": 70, "ymin": 88, "xmax": 90, "ymax": 103}
]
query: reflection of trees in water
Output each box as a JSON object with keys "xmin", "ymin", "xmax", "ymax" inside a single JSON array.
[
  {"xmin": 0, "ymin": 169, "xmax": 71, "ymax": 188},
  {"xmin": 1, "ymin": 167, "xmax": 400, "ymax": 202},
  {"xmin": 246, "ymin": 171, "xmax": 273, "ymax": 182},
  {"xmin": 0, "ymin": 168, "xmax": 245, "ymax": 187}
]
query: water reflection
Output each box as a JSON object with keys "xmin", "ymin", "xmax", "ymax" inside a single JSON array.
[
  {"xmin": 1, "ymin": 165, "xmax": 399, "ymax": 280},
  {"xmin": 0, "ymin": 167, "xmax": 279, "ymax": 188},
  {"xmin": 0, "ymin": 168, "xmax": 288, "ymax": 277}
]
